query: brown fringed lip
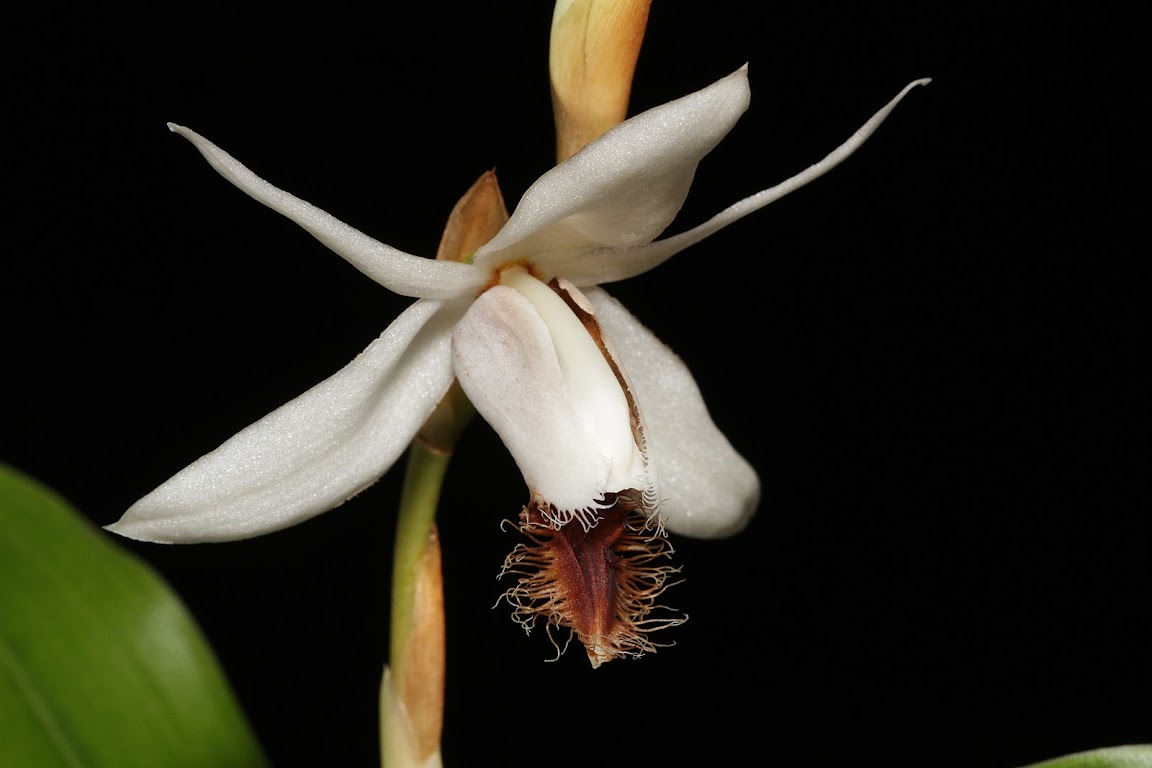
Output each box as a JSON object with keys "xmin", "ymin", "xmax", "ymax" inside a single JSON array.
[{"xmin": 498, "ymin": 489, "xmax": 685, "ymax": 667}]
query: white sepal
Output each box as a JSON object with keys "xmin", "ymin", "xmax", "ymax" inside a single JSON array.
[
  {"xmin": 108, "ymin": 299, "xmax": 464, "ymax": 543},
  {"xmin": 560, "ymin": 78, "xmax": 932, "ymax": 287},
  {"xmin": 588, "ymin": 287, "xmax": 759, "ymax": 538},
  {"xmin": 473, "ymin": 66, "xmax": 751, "ymax": 274},
  {"xmin": 168, "ymin": 124, "xmax": 488, "ymax": 300}
]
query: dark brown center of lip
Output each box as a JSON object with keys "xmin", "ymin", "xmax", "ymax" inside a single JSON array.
[{"xmin": 499, "ymin": 491, "xmax": 686, "ymax": 667}]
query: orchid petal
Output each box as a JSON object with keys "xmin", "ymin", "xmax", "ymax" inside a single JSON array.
[
  {"xmin": 168, "ymin": 124, "xmax": 488, "ymax": 300},
  {"xmin": 587, "ymin": 287, "xmax": 759, "ymax": 538},
  {"xmin": 108, "ymin": 299, "xmax": 465, "ymax": 543},
  {"xmin": 562, "ymin": 78, "xmax": 932, "ymax": 286},
  {"xmin": 473, "ymin": 66, "xmax": 751, "ymax": 273},
  {"xmin": 451, "ymin": 285, "xmax": 613, "ymax": 515}
]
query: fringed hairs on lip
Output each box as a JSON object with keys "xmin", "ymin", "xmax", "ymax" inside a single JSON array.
[{"xmin": 498, "ymin": 488, "xmax": 686, "ymax": 668}]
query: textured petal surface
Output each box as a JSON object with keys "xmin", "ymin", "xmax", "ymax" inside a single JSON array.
[
  {"xmin": 472, "ymin": 67, "xmax": 750, "ymax": 275},
  {"xmin": 168, "ymin": 124, "xmax": 488, "ymax": 299},
  {"xmin": 560, "ymin": 78, "xmax": 932, "ymax": 286},
  {"xmin": 452, "ymin": 286, "xmax": 612, "ymax": 514},
  {"xmin": 108, "ymin": 299, "xmax": 465, "ymax": 543},
  {"xmin": 587, "ymin": 287, "xmax": 759, "ymax": 538}
]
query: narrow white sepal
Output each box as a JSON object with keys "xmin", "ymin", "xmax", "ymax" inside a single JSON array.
[
  {"xmin": 561, "ymin": 78, "xmax": 933, "ymax": 287},
  {"xmin": 167, "ymin": 123, "xmax": 488, "ymax": 300},
  {"xmin": 107, "ymin": 299, "xmax": 464, "ymax": 543},
  {"xmin": 587, "ymin": 287, "xmax": 759, "ymax": 538},
  {"xmin": 473, "ymin": 66, "xmax": 751, "ymax": 274}
]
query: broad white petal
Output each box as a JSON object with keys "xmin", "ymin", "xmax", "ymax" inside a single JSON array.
[
  {"xmin": 587, "ymin": 287, "xmax": 759, "ymax": 538},
  {"xmin": 108, "ymin": 299, "xmax": 465, "ymax": 543},
  {"xmin": 451, "ymin": 286, "xmax": 612, "ymax": 514},
  {"xmin": 562, "ymin": 78, "xmax": 932, "ymax": 286},
  {"xmin": 168, "ymin": 124, "xmax": 488, "ymax": 300},
  {"xmin": 472, "ymin": 66, "xmax": 751, "ymax": 274}
]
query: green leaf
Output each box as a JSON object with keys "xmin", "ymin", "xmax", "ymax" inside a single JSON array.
[
  {"xmin": 0, "ymin": 463, "xmax": 269, "ymax": 768},
  {"xmin": 1019, "ymin": 745, "xmax": 1152, "ymax": 768}
]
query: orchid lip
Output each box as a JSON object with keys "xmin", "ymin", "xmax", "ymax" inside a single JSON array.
[{"xmin": 499, "ymin": 268, "xmax": 643, "ymax": 493}]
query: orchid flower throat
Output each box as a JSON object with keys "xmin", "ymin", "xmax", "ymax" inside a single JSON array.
[{"xmin": 496, "ymin": 266, "xmax": 647, "ymax": 502}]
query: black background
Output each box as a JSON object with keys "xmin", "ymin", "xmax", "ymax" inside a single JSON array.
[{"xmin": 4, "ymin": 3, "xmax": 1144, "ymax": 767}]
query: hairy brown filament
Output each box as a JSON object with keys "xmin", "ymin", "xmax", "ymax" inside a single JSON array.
[{"xmin": 499, "ymin": 490, "xmax": 685, "ymax": 667}]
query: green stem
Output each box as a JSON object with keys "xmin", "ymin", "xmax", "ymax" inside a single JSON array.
[
  {"xmin": 382, "ymin": 370, "xmax": 472, "ymax": 767},
  {"xmin": 381, "ymin": 440, "xmax": 451, "ymax": 768}
]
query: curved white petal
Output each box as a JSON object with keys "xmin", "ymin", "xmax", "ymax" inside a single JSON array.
[
  {"xmin": 473, "ymin": 66, "xmax": 751, "ymax": 274},
  {"xmin": 562, "ymin": 78, "xmax": 933, "ymax": 287},
  {"xmin": 168, "ymin": 124, "xmax": 488, "ymax": 300},
  {"xmin": 587, "ymin": 287, "xmax": 759, "ymax": 538},
  {"xmin": 451, "ymin": 285, "xmax": 613, "ymax": 515},
  {"xmin": 107, "ymin": 299, "xmax": 465, "ymax": 543}
]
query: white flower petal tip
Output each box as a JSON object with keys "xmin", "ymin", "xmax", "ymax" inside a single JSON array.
[{"xmin": 102, "ymin": 519, "xmax": 164, "ymax": 544}]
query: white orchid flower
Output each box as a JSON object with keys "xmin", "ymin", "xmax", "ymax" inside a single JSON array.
[{"xmin": 108, "ymin": 66, "xmax": 927, "ymax": 663}]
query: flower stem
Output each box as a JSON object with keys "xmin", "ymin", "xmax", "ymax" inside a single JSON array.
[
  {"xmin": 380, "ymin": 164, "xmax": 502, "ymax": 768},
  {"xmin": 391, "ymin": 442, "xmax": 449, "ymax": 669},
  {"xmin": 381, "ymin": 441, "xmax": 450, "ymax": 768}
]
